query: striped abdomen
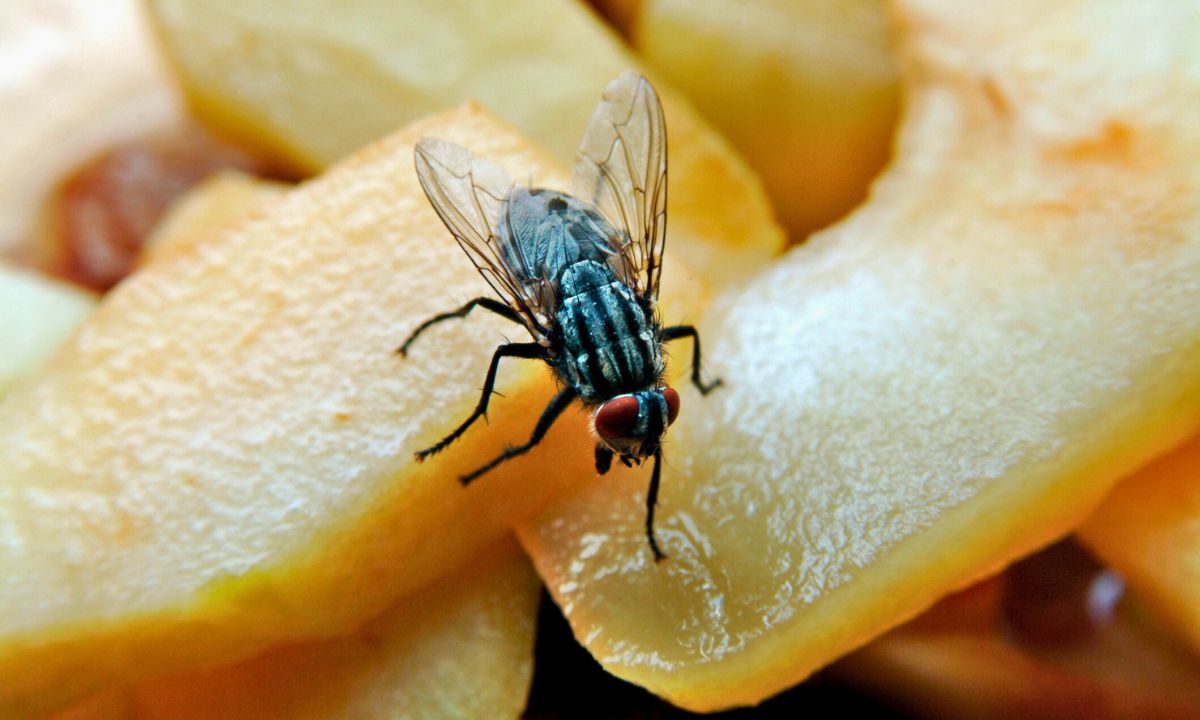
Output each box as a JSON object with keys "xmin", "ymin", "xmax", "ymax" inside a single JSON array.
[{"xmin": 555, "ymin": 260, "xmax": 663, "ymax": 403}]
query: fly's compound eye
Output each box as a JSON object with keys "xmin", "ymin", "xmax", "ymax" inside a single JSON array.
[
  {"xmin": 595, "ymin": 395, "xmax": 640, "ymax": 441},
  {"xmin": 663, "ymin": 387, "xmax": 680, "ymax": 426}
]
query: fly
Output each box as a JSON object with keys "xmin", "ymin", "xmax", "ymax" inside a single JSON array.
[{"xmin": 398, "ymin": 72, "xmax": 721, "ymax": 562}]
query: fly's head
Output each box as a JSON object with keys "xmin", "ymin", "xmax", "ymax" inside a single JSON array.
[{"xmin": 593, "ymin": 387, "xmax": 680, "ymax": 461}]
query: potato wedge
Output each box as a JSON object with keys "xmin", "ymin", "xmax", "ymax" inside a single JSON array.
[
  {"xmin": 517, "ymin": 0, "xmax": 1200, "ymax": 710},
  {"xmin": 0, "ymin": 107, "xmax": 589, "ymax": 717}
]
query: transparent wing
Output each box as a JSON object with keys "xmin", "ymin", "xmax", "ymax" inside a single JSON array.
[
  {"xmin": 571, "ymin": 72, "xmax": 668, "ymax": 300},
  {"xmin": 414, "ymin": 138, "xmax": 548, "ymax": 336}
]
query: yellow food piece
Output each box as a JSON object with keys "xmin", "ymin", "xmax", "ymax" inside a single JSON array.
[
  {"xmin": 0, "ymin": 107, "xmax": 595, "ymax": 717},
  {"xmin": 518, "ymin": 0, "xmax": 1200, "ymax": 710},
  {"xmin": 1079, "ymin": 433, "xmax": 1200, "ymax": 654},
  {"xmin": 55, "ymin": 537, "xmax": 540, "ymax": 720},
  {"xmin": 141, "ymin": 170, "xmax": 288, "ymax": 262},
  {"xmin": 0, "ymin": 262, "xmax": 95, "ymax": 396},
  {"xmin": 146, "ymin": 0, "xmax": 783, "ymax": 289},
  {"xmin": 634, "ymin": 0, "xmax": 900, "ymax": 239}
]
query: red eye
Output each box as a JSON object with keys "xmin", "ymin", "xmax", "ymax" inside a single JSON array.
[
  {"xmin": 595, "ymin": 395, "xmax": 640, "ymax": 441},
  {"xmin": 663, "ymin": 387, "xmax": 680, "ymax": 426}
]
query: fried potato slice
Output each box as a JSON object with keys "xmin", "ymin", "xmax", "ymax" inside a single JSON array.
[
  {"xmin": 518, "ymin": 0, "xmax": 1200, "ymax": 710},
  {"xmin": 0, "ymin": 107, "xmax": 588, "ymax": 717}
]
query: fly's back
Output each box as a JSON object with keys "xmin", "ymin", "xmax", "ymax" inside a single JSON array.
[{"xmin": 556, "ymin": 260, "xmax": 663, "ymax": 403}]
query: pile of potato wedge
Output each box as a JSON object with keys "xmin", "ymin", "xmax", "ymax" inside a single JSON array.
[{"xmin": 3, "ymin": 0, "xmax": 1200, "ymax": 717}]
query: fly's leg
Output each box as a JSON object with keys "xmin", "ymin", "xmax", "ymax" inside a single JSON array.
[
  {"xmin": 396, "ymin": 297, "xmax": 523, "ymax": 356},
  {"xmin": 662, "ymin": 325, "xmax": 723, "ymax": 395},
  {"xmin": 646, "ymin": 448, "xmax": 666, "ymax": 562},
  {"xmin": 461, "ymin": 386, "xmax": 578, "ymax": 485},
  {"xmin": 595, "ymin": 444, "xmax": 614, "ymax": 475},
  {"xmin": 597, "ymin": 444, "xmax": 664, "ymax": 560},
  {"xmin": 414, "ymin": 342, "xmax": 544, "ymax": 462}
]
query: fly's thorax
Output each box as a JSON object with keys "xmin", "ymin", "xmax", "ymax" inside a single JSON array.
[
  {"xmin": 593, "ymin": 387, "xmax": 681, "ymax": 458},
  {"xmin": 554, "ymin": 260, "xmax": 664, "ymax": 403},
  {"xmin": 497, "ymin": 188, "xmax": 624, "ymax": 313}
]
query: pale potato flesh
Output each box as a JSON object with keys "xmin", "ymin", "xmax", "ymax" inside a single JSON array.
[
  {"xmin": 147, "ymin": 0, "xmax": 784, "ymax": 291},
  {"xmin": 518, "ymin": 0, "xmax": 1200, "ymax": 710}
]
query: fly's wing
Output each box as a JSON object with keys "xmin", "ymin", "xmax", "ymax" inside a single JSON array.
[
  {"xmin": 414, "ymin": 138, "xmax": 547, "ymax": 335},
  {"xmin": 571, "ymin": 72, "xmax": 668, "ymax": 301}
]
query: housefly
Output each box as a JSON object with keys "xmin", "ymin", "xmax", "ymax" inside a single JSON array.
[{"xmin": 399, "ymin": 72, "xmax": 721, "ymax": 561}]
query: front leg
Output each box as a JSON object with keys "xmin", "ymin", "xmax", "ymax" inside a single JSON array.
[
  {"xmin": 595, "ymin": 444, "xmax": 614, "ymax": 475},
  {"xmin": 662, "ymin": 324, "xmax": 723, "ymax": 395},
  {"xmin": 645, "ymin": 447, "xmax": 666, "ymax": 562},
  {"xmin": 414, "ymin": 342, "xmax": 545, "ymax": 462},
  {"xmin": 397, "ymin": 297, "xmax": 524, "ymax": 356},
  {"xmin": 461, "ymin": 386, "xmax": 578, "ymax": 485}
]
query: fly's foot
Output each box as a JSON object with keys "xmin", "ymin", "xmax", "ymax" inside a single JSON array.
[
  {"xmin": 650, "ymin": 538, "xmax": 667, "ymax": 563},
  {"xmin": 459, "ymin": 459, "xmax": 494, "ymax": 486},
  {"xmin": 414, "ymin": 443, "xmax": 447, "ymax": 462}
]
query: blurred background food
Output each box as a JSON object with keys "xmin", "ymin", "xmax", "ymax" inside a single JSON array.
[
  {"xmin": 0, "ymin": 0, "xmax": 274, "ymax": 291},
  {"xmin": 146, "ymin": 0, "xmax": 784, "ymax": 290},
  {"xmin": 0, "ymin": 263, "xmax": 93, "ymax": 395},
  {"xmin": 1079, "ymin": 434, "xmax": 1200, "ymax": 658},
  {"xmin": 631, "ymin": 0, "xmax": 900, "ymax": 240},
  {"xmin": 836, "ymin": 541, "xmax": 1200, "ymax": 720},
  {"xmin": 2, "ymin": 0, "xmax": 1199, "ymax": 717},
  {"xmin": 1, "ymin": 0, "xmax": 178, "ymax": 265}
]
